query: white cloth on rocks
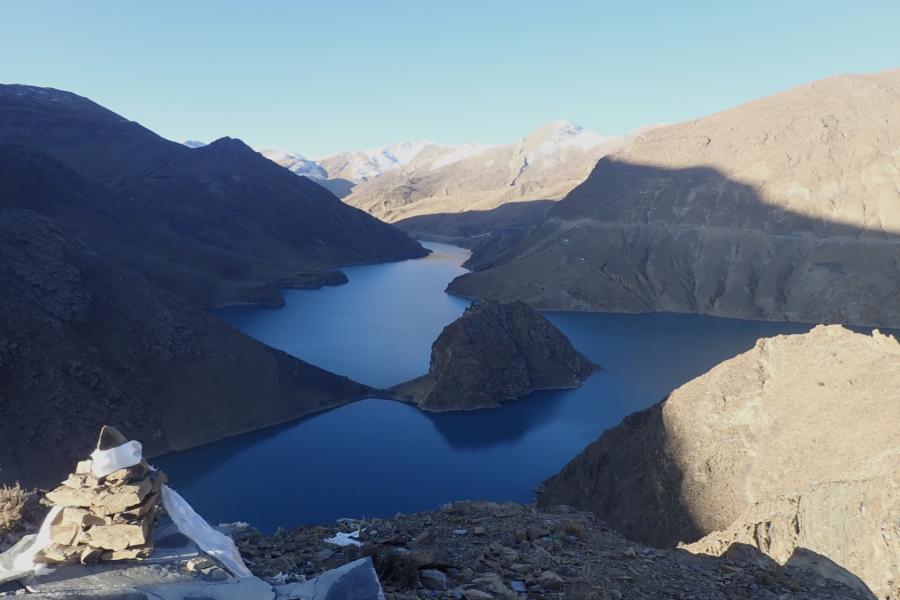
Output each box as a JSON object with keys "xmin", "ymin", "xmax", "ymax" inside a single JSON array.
[
  {"xmin": 0, "ymin": 439, "xmax": 253, "ymax": 583},
  {"xmin": 0, "ymin": 505, "xmax": 62, "ymax": 584},
  {"xmin": 160, "ymin": 485, "xmax": 252, "ymax": 578},
  {"xmin": 90, "ymin": 440, "xmax": 143, "ymax": 478}
]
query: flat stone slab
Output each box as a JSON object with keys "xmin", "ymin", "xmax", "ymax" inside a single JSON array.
[
  {"xmin": 275, "ymin": 557, "xmax": 385, "ymax": 600},
  {"xmin": 135, "ymin": 576, "xmax": 275, "ymax": 600}
]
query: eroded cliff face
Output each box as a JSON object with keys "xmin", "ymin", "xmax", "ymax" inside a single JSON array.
[
  {"xmin": 537, "ymin": 325, "xmax": 900, "ymax": 598},
  {"xmin": 449, "ymin": 69, "xmax": 900, "ymax": 328},
  {"xmin": 391, "ymin": 301, "xmax": 597, "ymax": 411}
]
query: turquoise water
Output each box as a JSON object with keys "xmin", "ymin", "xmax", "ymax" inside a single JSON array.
[{"xmin": 156, "ymin": 242, "xmax": 812, "ymax": 531}]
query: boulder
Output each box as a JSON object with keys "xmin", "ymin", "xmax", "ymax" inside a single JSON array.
[{"xmin": 88, "ymin": 522, "xmax": 151, "ymax": 551}]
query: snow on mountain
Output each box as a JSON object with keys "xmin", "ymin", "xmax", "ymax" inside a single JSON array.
[
  {"xmin": 317, "ymin": 140, "xmax": 438, "ymax": 181},
  {"xmin": 259, "ymin": 149, "xmax": 327, "ymax": 180},
  {"xmin": 258, "ymin": 120, "xmax": 620, "ymax": 192},
  {"xmin": 428, "ymin": 143, "xmax": 499, "ymax": 171},
  {"xmin": 520, "ymin": 120, "xmax": 616, "ymax": 163},
  {"xmin": 183, "ymin": 140, "xmax": 207, "ymax": 148}
]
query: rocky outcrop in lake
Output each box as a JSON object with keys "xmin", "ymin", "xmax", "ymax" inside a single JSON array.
[
  {"xmin": 449, "ymin": 69, "xmax": 900, "ymax": 329},
  {"xmin": 537, "ymin": 325, "xmax": 900, "ymax": 598},
  {"xmin": 391, "ymin": 301, "xmax": 597, "ymax": 411}
]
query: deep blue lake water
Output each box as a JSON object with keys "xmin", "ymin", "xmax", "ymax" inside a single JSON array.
[{"xmin": 156, "ymin": 242, "xmax": 812, "ymax": 532}]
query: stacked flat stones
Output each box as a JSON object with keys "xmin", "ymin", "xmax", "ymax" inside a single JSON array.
[{"xmin": 37, "ymin": 426, "xmax": 166, "ymax": 565}]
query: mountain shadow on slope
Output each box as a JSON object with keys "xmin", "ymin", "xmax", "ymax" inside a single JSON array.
[
  {"xmin": 394, "ymin": 200, "xmax": 555, "ymax": 271},
  {"xmin": 448, "ymin": 158, "xmax": 900, "ymax": 328}
]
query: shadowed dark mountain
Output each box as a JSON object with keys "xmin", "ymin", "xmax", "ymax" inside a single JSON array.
[
  {"xmin": 0, "ymin": 85, "xmax": 429, "ymax": 486},
  {"xmin": 0, "ymin": 84, "xmax": 427, "ymax": 305},
  {"xmin": 0, "ymin": 207, "xmax": 370, "ymax": 488}
]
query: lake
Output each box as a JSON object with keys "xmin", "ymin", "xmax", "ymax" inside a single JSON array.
[{"xmin": 156, "ymin": 242, "xmax": 812, "ymax": 532}]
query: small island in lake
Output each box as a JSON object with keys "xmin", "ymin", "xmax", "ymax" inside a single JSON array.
[{"xmin": 390, "ymin": 300, "xmax": 599, "ymax": 411}]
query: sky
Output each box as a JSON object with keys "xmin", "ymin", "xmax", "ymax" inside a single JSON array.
[{"xmin": 2, "ymin": 1, "xmax": 899, "ymax": 157}]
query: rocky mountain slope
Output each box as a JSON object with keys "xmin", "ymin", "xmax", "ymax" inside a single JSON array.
[
  {"xmin": 391, "ymin": 301, "xmax": 597, "ymax": 411},
  {"xmin": 344, "ymin": 121, "xmax": 619, "ymax": 223},
  {"xmin": 0, "ymin": 206, "xmax": 370, "ymax": 489},
  {"xmin": 0, "ymin": 84, "xmax": 427, "ymax": 307},
  {"xmin": 449, "ymin": 69, "xmax": 900, "ymax": 328},
  {"xmin": 0, "ymin": 86, "xmax": 428, "ymax": 487},
  {"xmin": 537, "ymin": 325, "xmax": 900, "ymax": 598},
  {"xmin": 235, "ymin": 500, "xmax": 869, "ymax": 599}
]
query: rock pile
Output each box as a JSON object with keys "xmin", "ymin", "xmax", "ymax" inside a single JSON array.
[{"xmin": 37, "ymin": 427, "xmax": 166, "ymax": 565}]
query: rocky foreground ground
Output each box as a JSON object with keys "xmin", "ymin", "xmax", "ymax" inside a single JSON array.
[{"xmin": 234, "ymin": 500, "xmax": 867, "ymax": 599}]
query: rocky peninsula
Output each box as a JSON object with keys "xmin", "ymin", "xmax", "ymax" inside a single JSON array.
[{"xmin": 390, "ymin": 301, "xmax": 598, "ymax": 411}]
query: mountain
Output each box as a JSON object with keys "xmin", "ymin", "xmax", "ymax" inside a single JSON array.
[
  {"xmin": 449, "ymin": 69, "xmax": 900, "ymax": 328},
  {"xmin": 261, "ymin": 122, "xmax": 624, "ymax": 255},
  {"xmin": 0, "ymin": 84, "xmax": 427, "ymax": 307},
  {"xmin": 182, "ymin": 140, "xmax": 206, "ymax": 148},
  {"xmin": 345, "ymin": 120, "xmax": 619, "ymax": 220},
  {"xmin": 259, "ymin": 148, "xmax": 328, "ymax": 180},
  {"xmin": 0, "ymin": 206, "xmax": 370, "ymax": 489},
  {"xmin": 317, "ymin": 139, "xmax": 439, "ymax": 182},
  {"xmin": 0, "ymin": 85, "xmax": 427, "ymax": 486},
  {"xmin": 537, "ymin": 325, "xmax": 900, "ymax": 598}
]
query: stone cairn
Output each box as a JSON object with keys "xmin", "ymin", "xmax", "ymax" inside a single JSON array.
[{"xmin": 36, "ymin": 426, "xmax": 166, "ymax": 565}]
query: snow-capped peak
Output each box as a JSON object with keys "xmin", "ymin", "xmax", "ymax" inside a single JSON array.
[
  {"xmin": 183, "ymin": 140, "xmax": 207, "ymax": 149},
  {"xmin": 318, "ymin": 140, "xmax": 437, "ymax": 181},
  {"xmin": 428, "ymin": 142, "xmax": 499, "ymax": 171},
  {"xmin": 259, "ymin": 148, "xmax": 327, "ymax": 180},
  {"xmin": 527, "ymin": 120, "xmax": 611, "ymax": 147},
  {"xmin": 522, "ymin": 120, "xmax": 615, "ymax": 162}
]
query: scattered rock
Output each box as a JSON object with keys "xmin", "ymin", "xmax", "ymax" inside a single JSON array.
[
  {"xmin": 473, "ymin": 572, "xmax": 517, "ymax": 599},
  {"xmin": 420, "ymin": 568, "xmax": 448, "ymax": 591},
  {"xmin": 537, "ymin": 570, "xmax": 564, "ymax": 590},
  {"xmin": 235, "ymin": 500, "xmax": 867, "ymax": 599},
  {"xmin": 525, "ymin": 527, "xmax": 549, "ymax": 541}
]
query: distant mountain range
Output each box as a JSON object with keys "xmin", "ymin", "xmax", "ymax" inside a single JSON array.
[
  {"xmin": 449, "ymin": 69, "xmax": 900, "ymax": 328},
  {"xmin": 252, "ymin": 120, "xmax": 628, "ymax": 256},
  {"xmin": 0, "ymin": 84, "xmax": 425, "ymax": 486}
]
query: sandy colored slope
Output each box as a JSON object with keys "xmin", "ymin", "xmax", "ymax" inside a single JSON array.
[{"xmin": 539, "ymin": 325, "xmax": 900, "ymax": 598}]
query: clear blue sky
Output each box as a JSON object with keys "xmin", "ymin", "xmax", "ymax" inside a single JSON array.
[{"xmin": 2, "ymin": 1, "xmax": 899, "ymax": 156}]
